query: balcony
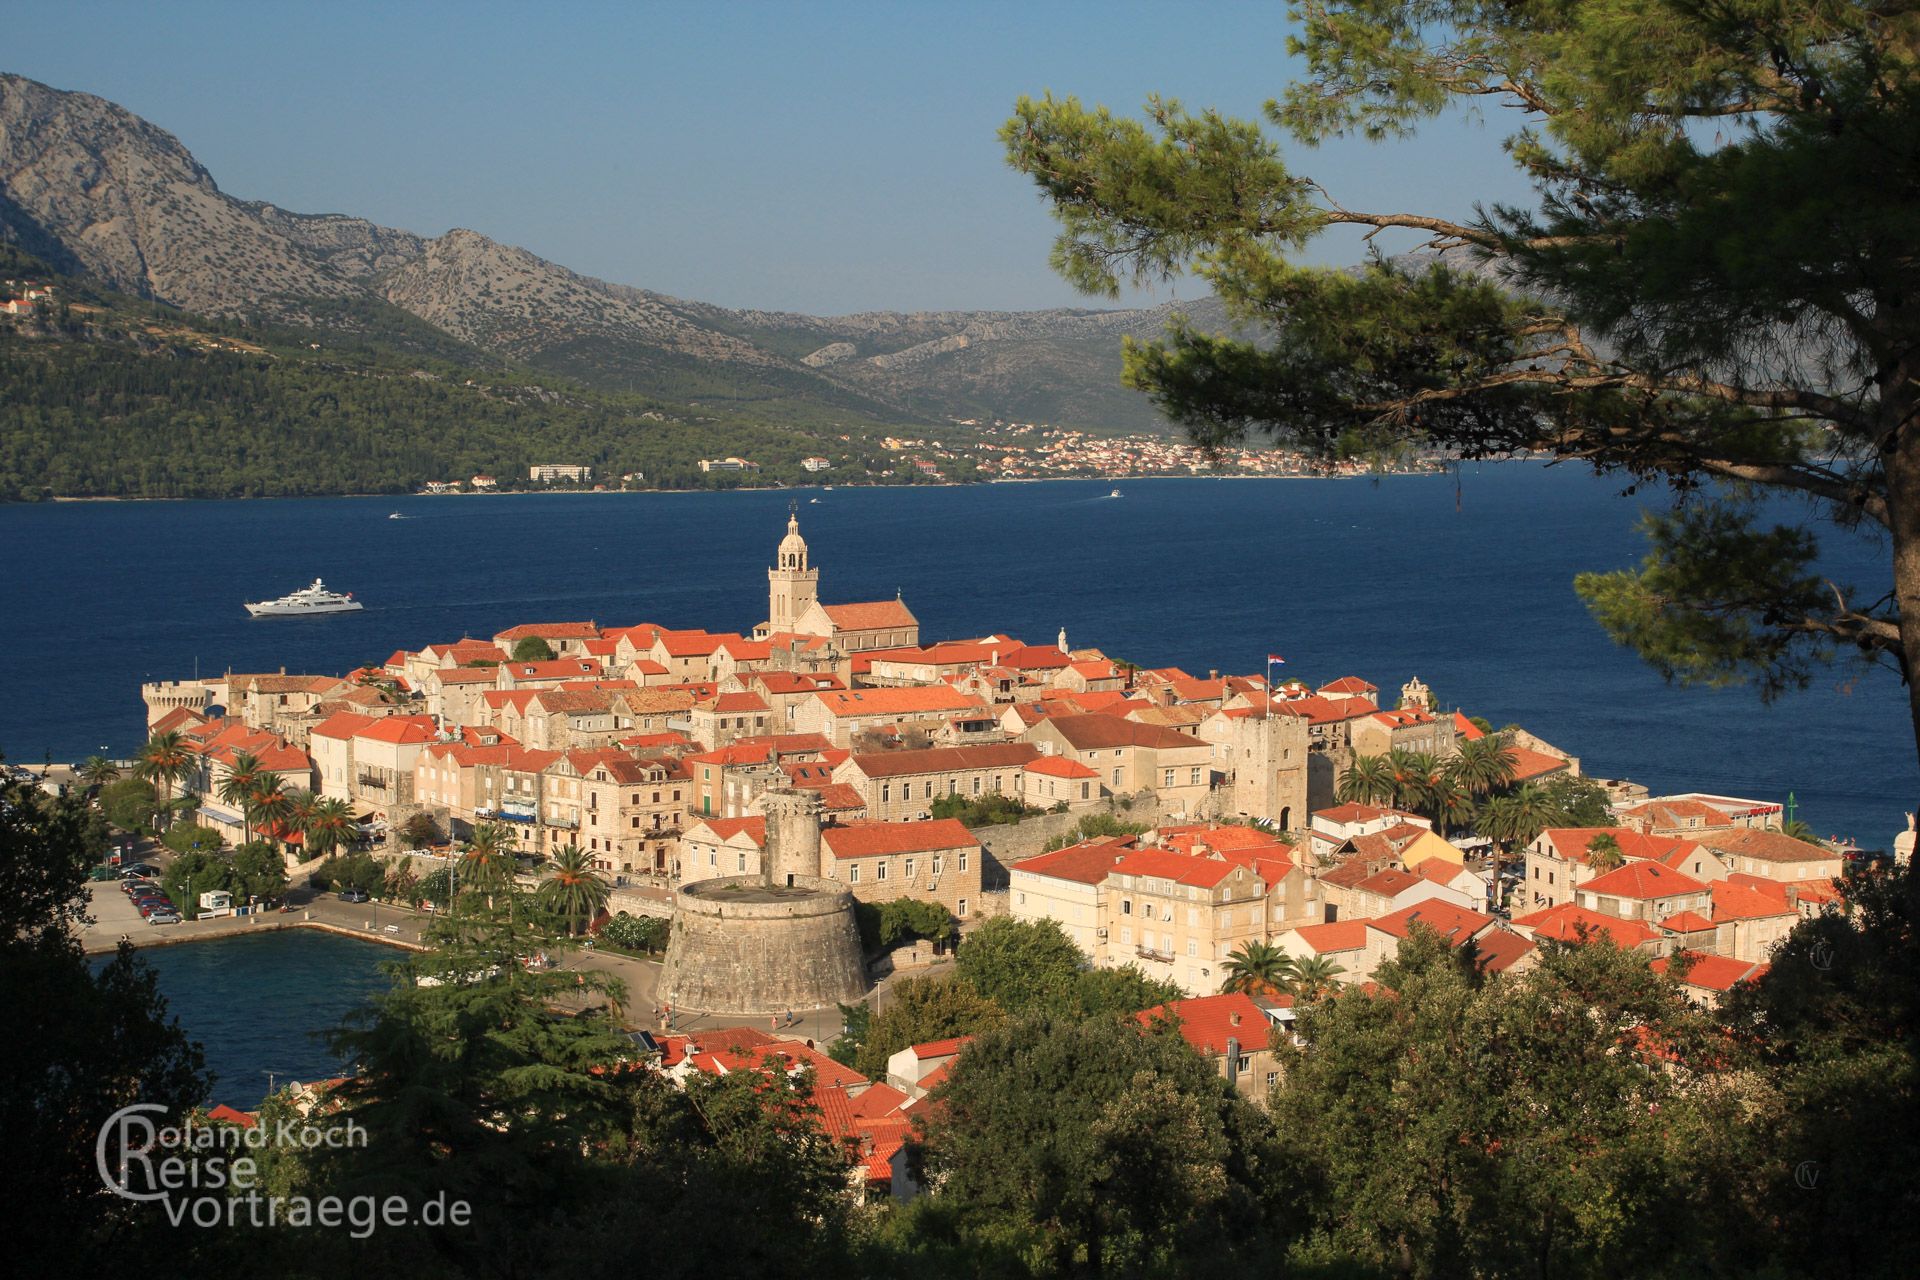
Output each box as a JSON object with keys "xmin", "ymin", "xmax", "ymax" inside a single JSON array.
[{"xmin": 1136, "ymin": 946, "xmax": 1174, "ymax": 965}]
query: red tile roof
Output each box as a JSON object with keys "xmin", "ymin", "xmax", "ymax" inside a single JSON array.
[
  {"xmin": 814, "ymin": 687, "xmax": 981, "ymax": 717},
  {"xmin": 821, "ymin": 600, "xmax": 918, "ymax": 631},
  {"xmin": 1133, "ymin": 993, "xmax": 1272, "ymax": 1056},
  {"xmin": 846, "ymin": 742, "xmax": 1040, "ymax": 778},
  {"xmin": 1011, "ymin": 837, "xmax": 1135, "ymax": 885},
  {"xmin": 910, "ymin": 1035, "xmax": 973, "ymax": 1059},
  {"xmin": 1658, "ymin": 910, "xmax": 1718, "ymax": 934},
  {"xmin": 822, "ymin": 820, "xmax": 978, "ymax": 859},
  {"xmin": 688, "ymin": 817, "xmax": 767, "ymax": 846},
  {"xmin": 1033, "ymin": 713, "xmax": 1205, "ymax": 752},
  {"xmin": 1652, "ymin": 951, "xmax": 1770, "ymax": 992},
  {"xmin": 1024, "ymin": 755, "xmax": 1100, "ymax": 779},
  {"xmin": 1695, "ymin": 828, "xmax": 1836, "ymax": 864},
  {"xmin": 1452, "ymin": 711, "xmax": 1484, "ymax": 740},
  {"xmin": 1109, "ymin": 848, "xmax": 1241, "ymax": 889},
  {"xmin": 1288, "ymin": 920, "xmax": 1369, "ymax": 953},
  {"xmin": 1472, "ymin": 929, "xmax": 1537, "ymax": 973},
  {"xmin": 1511, "ymin": 903, "xmax": 1660, "ymax": 948},
  {"xmin": 1579, "ymin": 861, "xmax": 1707, "ymax": 900},
  {"xmin": 1709, "ymin": 879, "xmax": 1798, "ymax": 922},
  {"xmin": 495, "ymin": 622, "xmax": 599, "ymax": 641},
  {"xmin": 1319, "ymin": 676, "xmax": 1379, "ymax": 695},
  {"xmin": 1369, "ymin": 900, "xmax": 1495, "ymax": 944}
]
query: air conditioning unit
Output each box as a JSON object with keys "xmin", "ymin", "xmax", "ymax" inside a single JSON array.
[{"xmin": 1095, "ymin": 927, "xmax": 1109, "ymax": 938}]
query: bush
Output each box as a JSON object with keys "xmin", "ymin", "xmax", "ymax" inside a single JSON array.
[
  {"xmin": 99, "ymin": 778, "xmax": 159, "ymax": 831},
  {"xmin": 1041, "ymin": 810, "xmax": 1151, "ymax": 852},
  {"xmin": 312, "ymin": 852, "xmax": 385, "ymax": 894},
  {"xmin": 511, "ymin": 636, "xmax": 557, "ymax": 662},
  {"xmin": 599, "ymin": 911, "xmax": 669, "ymax": 954},
  {"xmin": 854, "ymin": 897, "xmax": 957, "ymax": 953},
  {"xmin": 929, "ymin": 792, "xmax": 1042, "ymax": 827},
  {"xmin": 161, "ymin": 822, "xmax": 226, "ymax": 857}
]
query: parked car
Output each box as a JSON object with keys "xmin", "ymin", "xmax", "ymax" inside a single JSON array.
[
  {"xmin": 340, "ymin": 888, "xmax": 371, "ymax": 904},
  {"xmin": 121, "ymin": 863, "xmax": 159, "ymax": 878},
  {"xmin": 146, "ymin": 912, "xmax": 181, "ymax": 926}
]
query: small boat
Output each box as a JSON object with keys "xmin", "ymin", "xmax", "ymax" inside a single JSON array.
[
  {"xmin": 1108, "ymin": 488, "xmax": 1123, "ymax": 499},
  {"xmin": 822, "ymin": 485, "xmax": 834, "ymax": 491},
  {"xmin": 245, "ymin": 578, "xmax": 364, "ymax": 617},
  {"xmin": 808, "ymin": 498, "xmax": 820, "ymax": 504},
  {"xmin": 388, "ymin": 512, "xmax": 407, "ymax": 520}
]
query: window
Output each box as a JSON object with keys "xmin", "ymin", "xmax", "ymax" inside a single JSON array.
[
  {"xmin": 971, "ymin": 776, "xmax": 981, "ymax": 794},
  {"xmin": 1120, "ymin": 926, "xmax": 1132, "ymax": 945},
  {"xmin": 881, "ymin": 783, "xmax": 891, "ymax": 803},
  {"xmin": 876, "ymin": 861, "xmax": 888, "ymax": 881},
  {"xmin": 849, "ymin": 863, "xmax": 860, "ymax": 883},
  {"xmin": 1164, "ymin": 768, "xmax": 1175, "ymax": 787},
  {"xmin": 957, "ymin": 897, "xmax": 968, "ymax": 917},
  {"xmin": 1187, "ymin": 906, "xmax": 1199, "ymax": 926},
  {"xmin": 932, "ymin": 855, "xmax": 944, "ymax": 876},
  {"xmin": 1081, "ymin": 782, "xmax": 1090, "ymax": 800},
  {"xmin": 737, "ymin": 852, "xmax": 747, "ymax": 872},
  {"xmin": 1266, "ymin": 1072, "xmax": 1278, "ymax": 1090},
  {"xmin": 1112, "ymin": 768, "xmax": 1122, "ymax": 786},
  {"xmin": 1121, "ymin": 899, "xmax": 1132, "ymax": 915},
  {"xmin": 958, "ymin": 851, "xmax": 968, "ymax": 872},
  {"xmin": 1187, "ymin": 938, "xmax": 1198, "ymax": 957},
  {"xmin": 1017, "ymin": 891, "xmax": 1025, "ymax": 905},
  {"xmin": 905, "ymin": 856, "xmax": 915, "ymax": 878},
  {"xmin": 1190, "ymin": 767, "xmax": 1202, "ymax": 785}
]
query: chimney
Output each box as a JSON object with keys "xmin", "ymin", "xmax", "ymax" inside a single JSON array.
[
  {"xmin": 1208, "ymin": 669, "xmax": 1218, "ymax": 680},
  {"xmin": 1225, "ymin": 1036, "xmax": 1241, "ymax": 1083},
  {"xmin": 1230, "ymin": 1011, "xmax": 1242, "ymax": 1026}
]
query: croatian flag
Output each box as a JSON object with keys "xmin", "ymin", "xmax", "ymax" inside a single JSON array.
[{"xmin": 1267, "ymin": 653, "xmax": 1286, "ymax": 666}]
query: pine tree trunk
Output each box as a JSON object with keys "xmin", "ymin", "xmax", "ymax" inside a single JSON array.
[{"xmin": 1882, "ymin": 379, "xmax": 1920, "ymax": 779}]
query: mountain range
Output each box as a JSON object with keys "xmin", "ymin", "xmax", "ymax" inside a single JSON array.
[{"xmin": 0, "ymin": 72, "xmax": 1222, "ymax": 430}]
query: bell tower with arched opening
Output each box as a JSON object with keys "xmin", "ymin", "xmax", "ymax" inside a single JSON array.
[{"xmin": 767, "ymin": 508, "xmax": 820, "ymax": 635}]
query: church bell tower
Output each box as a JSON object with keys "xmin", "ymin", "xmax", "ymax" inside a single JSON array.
[{"xmin": 767, "ymin": 508, "xmax": 820, "ymax": 635}]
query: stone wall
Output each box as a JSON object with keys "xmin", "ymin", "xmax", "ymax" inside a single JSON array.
[
  {"xmin": 657, "ymin": 875, "xmax": 866, "ymax": 1015},
  {"xmin": 968, "ymin": 793, "xmax": 1179, "ymax": 885}
]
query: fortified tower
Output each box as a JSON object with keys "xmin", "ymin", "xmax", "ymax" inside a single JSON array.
[
  {"xmin": 657, "ymin": 786, "xmax": 865, "ymax": 1015},
  {"xmin": 766, "ymin": 510, "xmax": 820, "ymax": 636}
]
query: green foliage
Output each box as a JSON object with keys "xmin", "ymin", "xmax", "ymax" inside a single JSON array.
[
  {"xmin": 1720, "ymin": 862, "xmax": 1920, "ymax": 1278},
  {"xmin": 954, "ymin": 917, "xmax": 1088, "ymax": 1015},
  {"xmin": 599, "ymin": 910, "xmax": 669, "ymax": 954},
  {"xmin": 853, "ymin": 974, "xmax": 1007, "ymax": 1081},
  {"xmin": 922, "ymin": 1014, "xmax": 1278, "ymax": 1275},
  {"xmin": 98, "ymin": 777, "xmax": 159, "ymax": 831},
  {"xmin": 929, "ymin": 791, "xmax": 1042, "ymax": 826},
  {"xmin": 397, "ymin": 811, "xmax": 442, "ymax": 850},
  {"xmin": 1585, "ymin": 832, "xmax": 1626, "ymax": 873},
  {"xmin": 1576, "ymin": 502, "xmax": 1836, "ymax": 700},
  {"xmin": 311, "ymin": 852, "xmax": 385, "ymax": 894},
  {"xmin": 854, "ymin": 896, "xmax": 957, "ymax": 952},
  {"xmin": 1002, "ymin": 2, "xmax": 1920, "ymax": 763},
  {"xmin": 510, "ymin": 636, "xmax": 557, "ymax": 662},
  {"xmin": 228, "ymin": 840, "xmax": 288, "ymax": 900},
  {"xmin": 159, "ymin": 820, "xmax": 224, "ymax": 856},
  {"xmin": 1539, "ymin": 773, "xmax": 1613, "ymax": 827},
  {"xmin": 1270, "ymin": 927, "xmax": 1770, "ymax": 1276},
  {"xmin": 0, "ymin": 265, "xmax": 922, "ymax": 502},
  {"xmin": 537, "ymin": 844, "xmax": 611, "ymax": 935}
]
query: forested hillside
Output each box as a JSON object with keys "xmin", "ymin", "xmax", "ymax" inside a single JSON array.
[{"xmin": 0, "ymin": 252, "xmax": 904, "ymax": 500}]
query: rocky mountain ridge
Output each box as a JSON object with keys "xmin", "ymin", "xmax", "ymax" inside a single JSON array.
[{"xmin": 0, "ymin": 71, "xmax": 1217, "ymax": 428}]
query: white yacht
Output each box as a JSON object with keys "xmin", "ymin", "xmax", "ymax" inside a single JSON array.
[
  {"xmin": 245, "ymin": 578, "xmax": 364, "ymax": 617},
  {"xmin": 1109, "ymin": 488, "xmax": 1123, "ymax": 498}
]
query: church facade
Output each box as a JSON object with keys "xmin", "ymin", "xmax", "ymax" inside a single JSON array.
[{"xmin": 755, "ymin": 512, "xmax": 920, "ymax": 652}]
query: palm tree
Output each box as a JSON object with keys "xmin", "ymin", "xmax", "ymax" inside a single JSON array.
[
  {"xmin": 134, "ymin": 730, "xmax": 196, "ymax": 830},
  {"xmin": 302, "ymin": 796, "xmax": 357, "ymax": 860},
  {"xmin": 1221, "ymin": 940, "xmax": 1297, "ymax": 995},
  {"xmin": 1337, "ymin": 754, "xmax": 1396, "ymax": 806},
  {"xmin": 1387, "ymin": 749, "xmax": 1444, "ymax": 817},
  {"xmin": 1503, "ymin": 783, "xmax": 1564, "ymax": 850},
  {"xmin": 539, "ymin": 844, "xmax": 610, "ymax": 936},
  {"xmin": 1427, "ymin": 775, "xmax": 1476, "ymax": 838},
  {"xmin": 79, "ymin": 754, "xmax": 121, "ymax": 788},
  {"xmin": 1584, "ymin": 832, "xmax": 1627, "ymax": 873},
  {"xmin": 250, "ymin": 779, "xmax": 293, "ymax": 855},
  {"xmin": 1782, "ymin": 818, "xmax": 1820, "ymax": 845},
  {"xmin": 460, "ymin": 822, "xmax": 516, "ymax": 907},
  {"xmin": 1285, "ymin": 955, "xmax": 1347, "ymax": 1002},
  {"xmin": 217, "ymin": 749, "xmax": 267, "ymax": 839},
  {"xmin": 1448, "ymin": 736, "xmax": 1519, "ymax": 799}
]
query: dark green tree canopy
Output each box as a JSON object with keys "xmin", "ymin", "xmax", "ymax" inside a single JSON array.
[{"xmin": 1004, "ymin": 1, "xmax": 1920, "ymax": 763}]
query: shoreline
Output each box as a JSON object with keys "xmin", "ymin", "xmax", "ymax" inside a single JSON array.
[
  {"xmin": 34, "ymin": 468, "xmax": 1455, "ymax": 505},
  {"xmin": 85, "ymin": 917, "xmax": 426, "ymax": 958}
]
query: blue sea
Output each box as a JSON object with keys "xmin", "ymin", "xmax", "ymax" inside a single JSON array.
[
  {"xmin": 92, "ymin": 930, "xmax": 396, "ymax": 1106},
  {"xmin": 2, "ymin": 467, "xmax": 1911, "ymax": 845}
]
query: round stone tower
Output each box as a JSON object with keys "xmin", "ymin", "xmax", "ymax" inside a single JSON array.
[{"xmin": 657, "ymin": 787, "xmax": 865, "ymax": 1015}]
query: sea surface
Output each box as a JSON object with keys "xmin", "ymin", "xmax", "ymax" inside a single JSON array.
[
  {"xmin": 3, "ymin": 467, "xmax": 1911, "ymax": 844},
  {"xmin": 93, "ymin": 930, "xmax": 396, "ymax": 1106}
]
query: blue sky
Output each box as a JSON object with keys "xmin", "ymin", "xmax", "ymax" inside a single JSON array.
[{"xmin": 11, "ymin": 1, "xmax": 1531, "ymax": 314}]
